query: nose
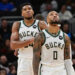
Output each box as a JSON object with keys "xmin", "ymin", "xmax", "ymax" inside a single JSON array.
[
  {"xmin": 54, "ymin": 14, "xmax": 57, "ymax": 17},
  {"xmin": 54, "ymin": 15, "xmax": 57, "ymax": 18},
  {"xmin": 27, "ymin": 10, "xmax": 30, "ymax": 13}
]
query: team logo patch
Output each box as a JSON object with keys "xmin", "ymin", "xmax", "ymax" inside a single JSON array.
[
  {"xmin": 33, "ymin": 25, "xmax": 37, "ymax": 28},
  {"xmin": 59, "ymin": 36, "xmax": 63, "ymax": 40}
]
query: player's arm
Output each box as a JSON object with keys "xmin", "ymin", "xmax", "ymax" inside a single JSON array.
[
  {"xmin": 39, "ymin": 21, "xmax": 47, "ymax": 30},
  {"xmin": 10, "ymin": 21, "xmax": 34, "ymax": 50},
  {"xmin": 14, "ymin": 49, "xmax": 18, "ymax": 56},
  {"xmin": 64, "ymin": 33, "xmax": 75, "ymax": 75},
  {"xmin": 33, "ymin": 32, "xmax": 45, "ymax": 75}
]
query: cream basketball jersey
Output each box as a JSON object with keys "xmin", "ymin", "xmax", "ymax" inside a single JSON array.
[
  {"xmin": 18, "ymin": 20, "xmax": 40, "ymax": 58},
  {"xmin": 41, "ymin": 29, "xmax": 65, "ymax": 66}
]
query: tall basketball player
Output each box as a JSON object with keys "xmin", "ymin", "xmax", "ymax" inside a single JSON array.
[
  {"xmin": 10, "ymin": 3, "xmax": 47, "ymax": 75},
  {"xmin": 33, "ymin": 11, "xmax": 75, "ymax": 75}
]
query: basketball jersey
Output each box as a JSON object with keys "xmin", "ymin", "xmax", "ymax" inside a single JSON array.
[
  {"xmin": 18, "ymin": 20, "xmax": 40, "ymax": 59},
  {"xmin": 41, "ymin": 29, "xmax": 65, "ymax": 67}
]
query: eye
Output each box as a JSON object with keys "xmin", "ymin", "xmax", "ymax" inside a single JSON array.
[
  {"xmin": 23, "ymin": 8, "xmax": 26, "ymax": 11},
  {"xmin": 50, "ymin": 13, "xmax": 53, "ymax": 16},
  {"xmin": 56, "ymin": 14, "xmax": 58, "ymax": 16},
  {"xmin": 28, "ymin": 7, "xmax": 32, "ymax": 10}
]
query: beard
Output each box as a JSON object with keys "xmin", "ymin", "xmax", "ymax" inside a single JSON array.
[
  {"xmin": 50, "ymin": 18, "xmax": 61, "ymax": 25},
  {"xmin": 50, "ymin": 20, "xmax": 60, "ymax": 24},
  {"xmin": 25, "ymin": 16, "xmax": 33, "ymax": 20}
]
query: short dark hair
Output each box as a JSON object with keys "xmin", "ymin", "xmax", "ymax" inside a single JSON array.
[
  {"xmin": 20, "ymin": 2, "xmax": 33, "ymax": 10},
  {"xmin": 35, "ymin": 14, "xmax": 44, "ymax": 21}
]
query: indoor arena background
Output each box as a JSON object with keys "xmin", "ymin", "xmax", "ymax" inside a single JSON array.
[{"xmin": 0, "ymin": 0, "xmax": 75, "ymax": 75}]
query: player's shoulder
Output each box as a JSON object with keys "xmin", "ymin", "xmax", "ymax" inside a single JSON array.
[
  {"xmin": 12, "ymin": 21, "xmax": 21, "ymax": 32},
  {"xmin": 13, "ymin": 21, "xmax": 21, "ymax": 25}
]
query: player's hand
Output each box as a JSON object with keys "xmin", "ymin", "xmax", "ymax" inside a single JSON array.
[
  {"xmin": 29, "ymin": 37, "xmax": 34, "ymax": 43},
  {"xmin": 26, "ymin": 37, "xmax": 34, "ymax": 46}
]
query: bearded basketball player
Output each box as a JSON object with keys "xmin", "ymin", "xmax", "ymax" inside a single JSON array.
[{"xmin": 33, "ymin": 11, "xmax": 75, "ymax": 75}]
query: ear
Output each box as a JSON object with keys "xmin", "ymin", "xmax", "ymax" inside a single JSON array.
[
  {"xmin": 47, "ymin": 16, "xmax": 49, "ymax": 23},
  {"xmin": 32, "ymin": 10, "xmax": 34, "ymax": 15},
  {"xmin": 21, "ymin": 12, "xmax": 23, "ymax": 16}
]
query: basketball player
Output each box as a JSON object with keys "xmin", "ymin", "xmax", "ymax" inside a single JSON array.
[
  {"xmin": 33, "ymin": 11, "xmax": 75, "ymax": 75},
  {"xmin": 10, "ymin": 3, "xmax": 47, "ymax": 75}
]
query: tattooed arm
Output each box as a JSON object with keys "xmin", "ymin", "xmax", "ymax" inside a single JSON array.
[
  {"xmin": 64, "ymin": 33, "xmax": 70, "ymax": 60},
  {"xmin": 33, "ymin": 32, "xmax": 45, "ymax": 75},
  {"xmin": 64, "ymin": 33, "xmax": 75, "ymax": 75}
]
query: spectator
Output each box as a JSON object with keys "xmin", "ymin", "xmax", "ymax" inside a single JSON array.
[
  {"xmin": 40, "ymin": 0, "xmax": 52, "ymax": 21},
  {"xmin": 0, "ymin": 68, "xmax": 7, "ymax": 75},
  {"xmin": 62, "ymin": 21, "xmax": 71, "ymax": 39},
  {"xmin": 0, "ymin": 55, "xmax": 9, "ymax": 73},
  {"xmin": 0, "ymin": 19, "xmax": 11, "ymax": 41},
  {"xmin": 65, "ymin": 0, "xmax": 72, "ymax": 11},
  {"xmin": 59, "ymin": 5, "xmax": 73, "ymax": 21},
  {"xmin": 7, "ymin": 63, "xmax": 16, "ymax": 75},
  {"xmin": 5, "ymin": 39, "xmax": 10, "ymax": 52},
  {"xmin": 51, "ymin": 0, "xmax": 58, "ymax": 10},
  {"xmin": 71, "ymin": 2, "xmax": 75, "ymax": 14},
  {"xmin": 0, "ymin": 39, "xmax": 11, "ymax": 55},
  {"xmin": 0, "ymin": 0, "xmax": 16, "ymax": 12},
  {"xmin": 0, "ymin": 34, "xmax": 4, "ymax": 55}
]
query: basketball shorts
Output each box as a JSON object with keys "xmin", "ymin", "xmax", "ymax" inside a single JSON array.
[
  {"xmin": 39, "ymin": 64, "xmax": 67, "ymax": 75},
  {"xmin": 17, "ymin": 57, "xmax": 34, "ymax": 75}
]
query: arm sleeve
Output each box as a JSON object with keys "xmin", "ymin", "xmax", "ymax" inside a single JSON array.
[{"xmin": 64, "ymin": 59, "xmax": 75, "ymax": 75}]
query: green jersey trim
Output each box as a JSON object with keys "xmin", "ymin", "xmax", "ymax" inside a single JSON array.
[
  {"xmin": 42, "ymin": 32, "xmax": 46, "ymax": 46},
  {"xmin": 45, "ymin": 29, "xmax": 60, "ymax": 37},
  {"xmin": 38, "ymin": 20, "xmax": 41, "ymax": 32},
  {"xmin": 18, "ymin": 21, "xmax": 21, "ymax": 32},
  {"xmin": 23, "ymin": 19, "xmax": 36, "ymax": 27},
  {"xmin": 39, "ymin": 64, "xmax": 42, "ymax": 75}
]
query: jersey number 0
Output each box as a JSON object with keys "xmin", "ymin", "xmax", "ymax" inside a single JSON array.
[{"xmin": 53, "ymin": 51, "xmax": 58, "ymax": 60}]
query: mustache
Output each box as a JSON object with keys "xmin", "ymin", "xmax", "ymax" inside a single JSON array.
[
  {"xmin": 24, "ymin": 17, "xmax": 33, "ymax": 20},
  {"xmin": 50, "ymin": 20, "xmax": 61, "ymax": 24}
]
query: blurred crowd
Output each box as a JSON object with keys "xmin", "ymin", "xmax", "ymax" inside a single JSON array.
[{"xmin": 0, "ymin": 0, "xmax": 75, "ymax": 75}]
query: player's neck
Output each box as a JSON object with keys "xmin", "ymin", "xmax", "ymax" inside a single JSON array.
[
  {"xmin": 24, "ymin": 18, "xmax": 35, "ymax": 26},
  {"xmin": 47, "ymin": 24, "xmax": 60, "ymax": 34}
]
